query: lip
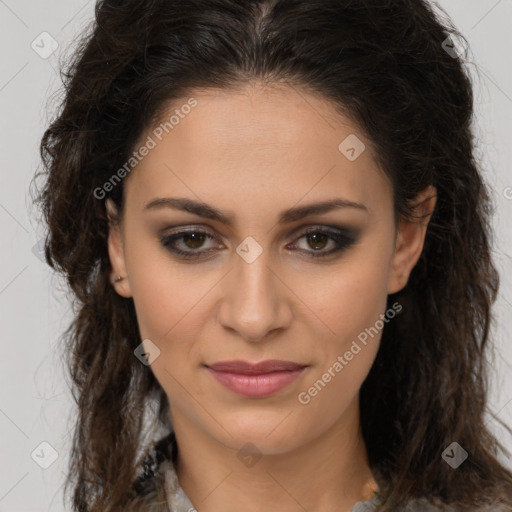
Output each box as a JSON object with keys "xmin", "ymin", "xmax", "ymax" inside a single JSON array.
[
  {"xmin": 207, "ymin": 359, "xmax": 306, "ymax": 374},
  {"xmin": 205, "ymin": 360, "xmax": 308, "ymax": 398}
]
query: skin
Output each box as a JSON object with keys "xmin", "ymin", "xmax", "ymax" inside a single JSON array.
[{"xmin": 107, "ymin": 81, "xmax": 436, "ymax": 512}]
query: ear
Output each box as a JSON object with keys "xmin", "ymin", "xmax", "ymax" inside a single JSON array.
[
  {"xmin": 387, "ymin": 185, "xmax": 437, "ymax": 294},
  {"xmin": 106, "ymin": 199, "xmax": 132, "ymax": 298}
]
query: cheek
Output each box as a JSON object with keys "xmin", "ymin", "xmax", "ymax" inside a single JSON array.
[
  {"xmin": 296, "ymin": 252, "xmax": 391, "ymax": 346},
  {"xmin": 293, "ymin": 266, "xmax": 388, "ymax": 431},
  {"xmin": 125, "ymin": 248, "xmax": 211, "ymax": 401},
  {"xmin": 123, "ymin": 231, "xmax": 203, "ymax": 341},
  {"xmin": 129, "ymin": 269, "xmax": 213, "ymax": 344}
]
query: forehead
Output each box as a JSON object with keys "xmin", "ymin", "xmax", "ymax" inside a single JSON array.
[{"xmin": 123, "ymin": 83, "xmax": 392, "ymax": 221}]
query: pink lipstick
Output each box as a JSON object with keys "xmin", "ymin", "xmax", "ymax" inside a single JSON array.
[{"xmin": 205, "ymin": 359, "xmax": 308, "ymax": 398}]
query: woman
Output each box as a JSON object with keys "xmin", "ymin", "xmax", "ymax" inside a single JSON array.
[{"xmin": 33, "ymin": 0, "xmax": 512, "ymax": 511}]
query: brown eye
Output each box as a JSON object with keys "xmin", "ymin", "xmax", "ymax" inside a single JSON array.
[
  {"xmin": 305, "ymin": 232, "xmax": 330, "ymax": 251},
  {"xmin": 288, "ymin": 227, "xmax": 358, "ymax": 259},
  {"xmin": 181, "ymin": 232, "xmax": 208, "ymax": 249},
  {"xmin": 161, "ymin": 229, "xmax": 219, "ymax": 258}
]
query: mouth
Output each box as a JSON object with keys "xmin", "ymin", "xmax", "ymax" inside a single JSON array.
[{"xmin": 204, "ymin": 359, "xmax": 309, "ymax": 398}]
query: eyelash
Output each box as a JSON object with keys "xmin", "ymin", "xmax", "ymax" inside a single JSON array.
[{"xmin": 160, "ymin": 226, "xmax": 358, "ymax": 260}]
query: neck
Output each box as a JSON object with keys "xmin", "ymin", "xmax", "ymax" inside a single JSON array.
[{"xmin": 172, "ymin": 398, "xmax": 378, "ymax": 512}]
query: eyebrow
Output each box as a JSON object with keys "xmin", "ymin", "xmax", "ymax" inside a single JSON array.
[{"xmin": 143, "ymin": 197, "xmax": 368, "ymax": 225}]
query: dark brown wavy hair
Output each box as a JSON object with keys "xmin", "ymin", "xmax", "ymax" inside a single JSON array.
[{"xmin": 32, "ymin": 0, "xmax": 512, "ymax": 511}]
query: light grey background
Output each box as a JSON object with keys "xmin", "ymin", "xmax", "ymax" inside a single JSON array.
[{"xmin": 0, "ymin": 1, "xmax": 511, "ymax": 511}]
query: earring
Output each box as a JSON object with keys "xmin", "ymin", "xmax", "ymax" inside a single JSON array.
[{"xmin": 112, "ymin": 275, "xmax": 124, "ymax": 284}]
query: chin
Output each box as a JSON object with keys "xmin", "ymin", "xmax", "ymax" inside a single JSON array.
[{"xmin": 208, "ymin": 412, "xmax": 309, "ymax": 457}]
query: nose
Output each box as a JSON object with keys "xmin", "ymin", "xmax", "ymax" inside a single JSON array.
[{"xmin": 217, "ymin": 250, "xmax": 293, "ymax": 343}]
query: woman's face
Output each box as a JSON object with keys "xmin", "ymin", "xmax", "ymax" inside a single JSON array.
[{"xmin": 107, "ymin": 82, "xmax": 433, "ymax": 455}]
